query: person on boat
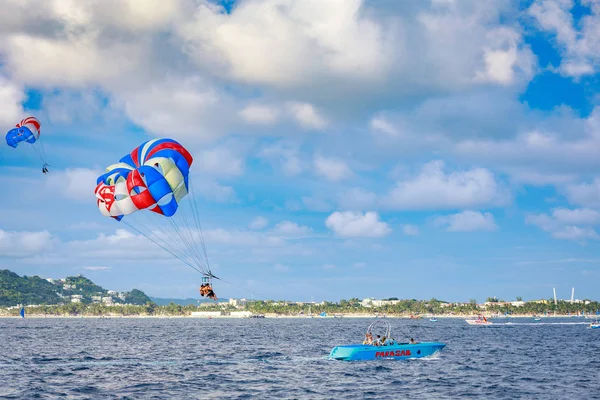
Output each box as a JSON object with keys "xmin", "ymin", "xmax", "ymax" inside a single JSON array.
[
  {"xmin": 363, "ymin": 332, "xmax": 373, "ymax": 345},
  {"xmin": 381, "ymin": 336, "xmax": 387, "ymax": 346},
  {"xmin": 388, "ymin": 338, "xmax": 395, "ymax": 345},
  {"xmin": 373, "ymin": 335, "xmax": 382, "ymax": 346},
  {"xmin": 409, "ymin": 338, "xmax": 416, "ymax": 344}
]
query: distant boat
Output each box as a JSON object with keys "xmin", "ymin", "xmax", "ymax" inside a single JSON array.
[
  {"xmin": 465, "ymin": 315, "xmax": 492, "ymax": 325},
  {"xmin": 590, "ymin": 320, "xmax": 600, "ymax": 329},
  {"xmin": 20, "ymin": 307, "xmax": 25, "ymax": 318},
  {"xmin": 429, "ymin": 318, "xmax": 438, "ymax": 322},
  {"xmin": 533, "ymin": 315, "xmax": 541, "ymax": 321}
]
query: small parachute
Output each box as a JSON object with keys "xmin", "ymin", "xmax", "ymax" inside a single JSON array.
[
  {"xmin": 5, "ymin": 116, "xmax": 49, "ymax": 171},
  {"xmin": 94, "ymin": 138, "xmax": 214, "ymax": 278}
]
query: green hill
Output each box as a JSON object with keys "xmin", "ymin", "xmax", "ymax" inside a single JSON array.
[
  {"xmin": 0, "ymin": 269, "xmax": 154, "ymax": 307},
  {"xmin": 0, "ymin": 270, "xmax": 62, "ymax": 306}
]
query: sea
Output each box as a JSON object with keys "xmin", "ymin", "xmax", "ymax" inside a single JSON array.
[{"xmin": 0, "ymin": 317, "xmax": 598, "ymax": 399}]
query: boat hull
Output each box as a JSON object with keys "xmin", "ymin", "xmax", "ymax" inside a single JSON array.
[
  {"xmin": 591, "ymin": 324, "xmax": 600, "ymax": 329},
  {"xmin": 328, "ymin": 342, "xmax": 446, "ymax": 361}
]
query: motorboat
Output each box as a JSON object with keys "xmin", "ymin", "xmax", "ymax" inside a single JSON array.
[
  {"xmin": 328, "ymin": 319, "xmax": 446, "ymax": 361},
  {"xmin": 465, "ymin": 315, "xmax": 492, "ymax": 325}
]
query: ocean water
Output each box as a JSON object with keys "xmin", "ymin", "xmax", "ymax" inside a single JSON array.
[{"xmin": 0, "ymin": 317, "xmax": 598, "ymax": 399}]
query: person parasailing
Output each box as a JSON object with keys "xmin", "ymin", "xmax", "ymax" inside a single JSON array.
[{"xmin": 94, "ymin": 138, "xmax": 219, "ymax": 298}]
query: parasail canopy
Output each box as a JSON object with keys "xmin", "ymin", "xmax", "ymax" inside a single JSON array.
[{"xmin": 95, "ymin": 138, "xmax": 213, "ymax": 278}]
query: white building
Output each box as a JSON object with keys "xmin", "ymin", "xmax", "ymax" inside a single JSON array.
[
  {"xmin": 45, "ymin": 278, "xmax": 55, "ymax": 284},
  {"xmin": 107, "ymin": 290, "xmax": 117, "ymax": 295},
  {"xmin": 71, "ymin": 295, "xmax": 83, "ymax": 303},
  {"xmin": 91, "ymin": 296, "xmax": 102, "ymax": 303},
  {"xmin": 229, "ymin": 298, "xmax": 247, "ymax": 308},
  {"xmin": 101, "ymin": 297, "xmax": 113, "ymax": 305}
]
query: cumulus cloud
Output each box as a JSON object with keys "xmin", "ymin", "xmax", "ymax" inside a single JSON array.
[
  {"xmin": 433, "ymin": 210, "xmax": 498, "ymax": 232},
  {"xmin": 313, "ymin": 155, "xmax": 352, "ymax": 181},
  {"xmin": 526, "ymin": 207, "xmax": 600, "ymax": 242},
  {"xmin": 370, "ymin": 116, "xmax": 399, "ymax": 137},
  {"xmin": 0, "ymin": 229, "xmax": 54, "ymax": 258},
  {"xmin": 0, "ymin": 76, "xmax": 25, "ymax": 126},
  {"xmin": 239, "ymin": 104, "xmax": 279, "ymax": 125},
  {"xmin": 196, "ymin": 147, "xmax": 244, "ymax": 177},
  {"xmin": 271, "ymin": 221, "xmax": 313, "ymax": 237},
  {"xmin": 287, "ymin": 102, "xmax": 327, "ymax": 130},
  {"xmin": 258, "ymin": 141, "xmax": 304, "ymax": 176},
  {"xmin": 249, "ymin": 216, "xmax": 269, "ymax": 230},
  {"xmin": 47, "ymin": 168, "xmax": 104, "ymax": 203},
  {"xmin": 402, "ymin": 224, "xmax": 420, "ymax": 236},
  {"xmin": 325, "ymin": 211, "xmax": 391, "ymax": 238},
  {"xmin": 194, "ymin": 180, "xmax": 237, "ymax": 203},
  {"xmin": 383, "ymin": 161, "xmax": 508, "ymax": 210},
  {"xmin": 565, "ymin": 178, "xmax": 600, "ymax": 208},
  {"xmin": 528, "ymin": 0, "xmax": 600, "ymax": 78}
]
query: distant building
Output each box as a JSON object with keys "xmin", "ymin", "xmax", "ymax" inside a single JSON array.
[
  {"xmin": 71, "ymin": 295, "xmax": 83, "ymax": 303},
  {"xmin": 511, "ymin": 301, "xmax": 526, "ymax": 307},
  {"xmin": 91, "ymin": 296, "xmax": 102, "ymax": 303},
  {"xmin": 101, "ymin": 297, "xmax": 113, "ymax": 305},
  {"xmin": 45, "ymin": 278, "xmax": 55, "ymax": 284},
  {"xmin": 360, "ymin": 298, "xmax": 400, "ymax": 307},
  {"xmin": 229, "ymin": 298, "xmax": 247, "ymax": 308},
  {"xmin": 107, "ymin": 290, "xmax": 117, "ymax": 295}
]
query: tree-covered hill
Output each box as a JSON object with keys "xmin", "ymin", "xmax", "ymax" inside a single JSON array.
[
  {"xmin": 0, "ymin": 270, "xmax": 62, "ymax": 306},
  {"xmin": 0, "ymin": 269, "xmax": 154, "ymax": 307}
]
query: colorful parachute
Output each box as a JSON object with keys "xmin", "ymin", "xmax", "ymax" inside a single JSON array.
[
  {"xmin": 5, "ymin": 116, "xmax": 48, "ymax": 169},
  {"xmin": 95, "ymin": 138, "xmax": 213, "ymax": 277},
  {"xmin": 5, "ymin": 116, "xmax": 41, "ymax": 147}
]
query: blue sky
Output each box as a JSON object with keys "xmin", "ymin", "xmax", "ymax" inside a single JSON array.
[{"xmin": 1, "ymin": 0, "xmax": 600, "ymax": 303}]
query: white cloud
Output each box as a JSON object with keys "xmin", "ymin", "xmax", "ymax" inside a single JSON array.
[
  {"xmin": 325, "ymin": 211, "xmax": 391, "ymax": 238},
  {"xmin": 258, "ymin": 142, "xmax": 304, "ymax": 176},
  {"xmin": 288, "ymin": 102, "xmax": 327, "ymax": 130},
  {"xmin": 271, "ymin": 221, "xmax": 313, "ymax": 237},
  {"xmin": 194, "ymin": 180, "xmax": 237, "ymax": 203},
  {"xmin": 313, "ymin": 155, "xmax": 352, "ymax": 181},
  {"xmin": 0, "ymin": 76, "xmax": 25, "ymax": 127},
  {"xmin": 82, "ymin": 266, "xmax": 111, "ymax": 271},
  {"xmin": 353, "ymin": 262, "xmax": 367, "ymax": 269},
  {"xmin": 322, "ymin": 263, "xmax": 336, "ymax": 270},
  {"xmin": 249, "ymin": 216, "xmax": 269, "ymax": 230},
  {"xmin": 383, "ymin": 161, "xmax": 507, "ymax": 210},
  {"xmin": 565, "ymin": 178, "xmax": 600, "ymax": 208},
  {"xmin": 116, "ymin": 76, "xmax": 231, "ymax": 141},
  {"xmin": 196, "ymin": 147, "xmax": 244, "ymax": 177},
  {"xmin": 473, "ymin": 27, "xmax": 534, "ymax": 85},
  {"xmin": 47, "ymin": 168, "xmax": 103, "ymax": 203},
  {"xmin": 434, "ymin": 210, "xmax": 498, "ymax": 232},
  {"xmin": 370, "ymin": 116, "xmax": 398, "ymax": 137},
  {"xmin": 528, "ymin": 0, "xmax": 600, "ymax": 78},
  {"xmin": 239, "ymin": 104, "xmax": 279, "ymax": 125},
  {"xmin": 178, "ymin": 0, "xmax": 390, "ymax": 88},
  {"xmin": 0, "ymin": 229, "xmax": 54, "ymax": 258},
  {"xmin": 402, "ymin": 224, "xmax": 420, "ymax": 236},
  {"xmin": 526, "ymin": 207, "xmax": 600, "ymax": 242}
]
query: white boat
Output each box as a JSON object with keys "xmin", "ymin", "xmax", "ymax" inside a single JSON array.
[{"xmin": 465, "ymin": 315, "xmax": 493, "ymax": 325}]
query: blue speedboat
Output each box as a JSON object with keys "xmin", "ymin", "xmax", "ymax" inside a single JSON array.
[{"xmin": 328, "ymin": 319, "xmax": 446, "ymax": 361}]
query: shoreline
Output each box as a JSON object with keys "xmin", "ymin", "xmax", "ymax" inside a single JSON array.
[{"xmin": 0, "ymin": 313, "xmax": 593, "ymax": 319}]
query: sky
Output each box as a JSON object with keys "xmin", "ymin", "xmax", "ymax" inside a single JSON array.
[{"xmin": 1, "ymin": 0, "xmax": 600, "ymax": 303}]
